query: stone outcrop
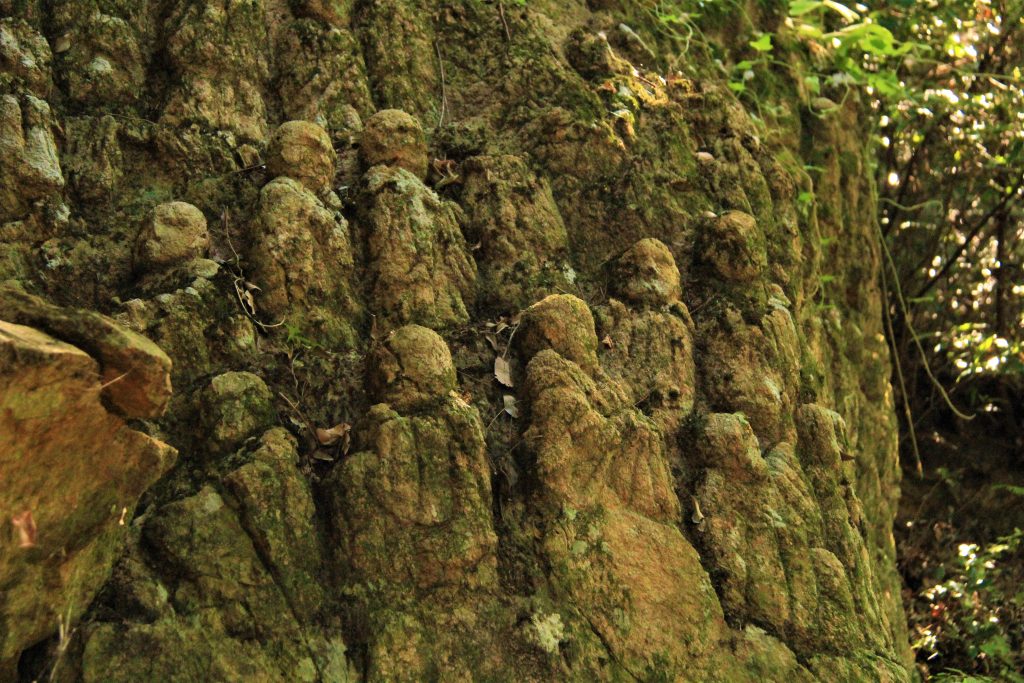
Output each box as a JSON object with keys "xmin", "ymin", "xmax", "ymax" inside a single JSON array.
[
  {"xmin": 248, "ymin": 121, "xmax": 360, "ymax": 347},
  {"xmin": 134, "ymin": 201, "xmax": 209, "ymax": 272},
  {"xmin": 360, "ymin": 164, "xmax": 476, "ymax": 330},
  {"xmin": 0, "ymin": 293, "xmax": 176, "ymax": 675},
  {"xmin": 0, "ymin": 3, "xmax": 913, "ymax": 681}
]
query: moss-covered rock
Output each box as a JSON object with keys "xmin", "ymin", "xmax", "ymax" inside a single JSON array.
[
  {"xmin": 459, "ymin": 154, "xmax": 570, "ymax": 311},
  {"xmin": 610, "ymin": 237, "xmax": 682, "ymax": 307},
  {"xmin": 198, "ymin": 371, "xmax": 275, "ymax": 456},
  {"xmin": 359, "ymin": 109, "xmax": 428, "ymax": 180},
  {"xmin": 248, "ymin": 175, "xmax": 359, "ymax": 346},
  {"xmin": 367, "ymin": 324, "xmax": 457, "ymax": 410},
  {"xmin": 354, "ymin": 0, "xmax": 437, "ymax": 123},
  {"xmin": 360, "ymin": 165, "xmax": 475, "ymax": 330},
  {"xmin": 276, "ymin": 20, "xmax": 374, "ymax": 134},
  {"xmin": 0, "ymin": 317, "xmax": 176, "ymax": 670},
  {"xmin": 160, "ymin": 0, "xmax": 270, "ymax": 141},
  {"xmin": 265, "ymin": 120, "xmax": 337, "ymax": 195},
  {"xmin": 77, "ymin": 485, "xmax": 340, "ymax": 682},
  {"xmin": 134, "ymin": 201, "xmax": 209, "ymax": 271},
  {"xmin": 518, "ymin": 332, "xmax": 726, "ymax": 678},
  {"xmin": 0, "ymin": 18, "xmax": 52, "ymax": 97},
  {"xmin": 517, "ymin": 294, "xmax": 599, "ymax": 374},
  {"xmin": 48, "ymin": 1, "xmax": 149, "ymax": 108},
  {"xmin": 223, "ymin": 428, "xmax": 325, "ymax": 623},
  {"xmin": 290, "ymin": 0, "xmax": 355, "ymax": 27},
  {"xmin": 329, "ymin": 398, "xmax": 497, "ymax": 591},
  {"xmin": 1, "ymin": 0, "xmax": 915, "ymax": 678},
  {"xmin": 0, "ymin": 92, "xmax": 63, "ymax": 222}
]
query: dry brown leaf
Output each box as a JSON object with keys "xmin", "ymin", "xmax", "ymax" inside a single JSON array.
[
  {"xmin": 601, "ymin": 335, "xmax": 614, "ymax": 349},
  {"xmin": 316, "ymin": 422, "xmax": 351, "ymax": 449},
  {"xmin": 503, "ymin": 394, "xmax": 518, "ymax": 419},
  {"xmin": 484, "ymin": 332, "xmax": 499, "ymax": 351},
  {"xmin": 12, "ymin": 510, "xmax": 36, "ymax": 548},
  {"xmin": 494, "ymin": 356, "xmax": 514, "ymax": 388}
]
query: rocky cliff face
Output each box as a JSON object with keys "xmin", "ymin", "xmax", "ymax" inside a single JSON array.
[{"xmin": 1, "ymin": 1, "xmax": 908, "ymax": 680}]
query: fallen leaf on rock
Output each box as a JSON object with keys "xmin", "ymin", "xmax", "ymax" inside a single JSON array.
[
  {"xmin": 503, "ymin": 394, "xmax": 518, "ymax": 418},
  {"xmin": 601, "ymin": 335, "xmax": 614, "ymax": 349},
  {"xmin": 494, "ymin": 356, "xmax": 514, "ymax": 388},
  {"xmin": 316, "ymin": 422, "xmax": 351, "ymax": 450},
  {"xmin": 12, "ymin": 510, "xmax": 36, "ymax": 548}
]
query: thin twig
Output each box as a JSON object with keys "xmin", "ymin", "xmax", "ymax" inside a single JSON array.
[
  {"xmin": 498, "ymin": 1, "xmax": 511, "ymax": 42},
  {"xmin": 876, "ymin": 221, "xmax": 975, "ymax": 422},
  {"xmin": 435, "ymin": 41, "xmax": 449, "ymax": 128},
  {"xmin": 881, "ymin": 256, "xmax": 923, "ymax": 478},
  {"xmin": 279, "ymin": 391, "xmax": 319, "ymax": 446}
]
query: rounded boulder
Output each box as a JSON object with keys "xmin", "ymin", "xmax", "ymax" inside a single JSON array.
[
  {"xmin": 359, "ymin": 109, "xmax": 428, "ymax": 180},
  {"xmin": 266, "ymin": 120, "xmax": 337, "ymax": 193}
]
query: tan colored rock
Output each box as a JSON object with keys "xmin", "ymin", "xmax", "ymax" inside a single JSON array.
[
  {"xmin": 0, "ymin": 284, "xmax": 172, "ymax": 419},
  {"xmin": 0, "ymin": 93, "xmax": 63, "ymax": 222},
  {"xmin": 266, "ymin": 120, "xmax": 337, "ymax": 193},
  {"xmin": 612, "ymin": 238, "xmax": 681, "ymax": 306},
  {"xmin": 361, "ymin": 165, "xmax": 475, "ymax": 329},
  {"xmin": 702, "ymin": 210, "xmax": 767, "ymax": 282},
  {"xmin": 521, "ymin": 345, "xmax": 726, "ymax": 676},
  {"xmin": 368, "ymin": 325, "xmax": 457, "ymax": 411},
  {"xmin": 0, "ymin": 18, "xmax": 53, "ymax": 97},
  {"xmin": 134, "ymin": 201, "xmax": 210, "ymax": 271},
  {"xmin": 518, "ymin": 294, "xmax": 599, "ymax": 373},
  {"xmin": 599, "ymin": 299, "xmax": 697, "ymax": 431},
  {"xmin": 248, "ymin": 175, "xmax": 359, "ymax": 346},
  {"xmin": 0, "ymin": 320, "xmax": 176, "ymax": 669},
  {"xmin": 699, "ymin": 304, "xmax": 801, "ymax": 446},
  {"xmin": 360, "ymin": 109, "xmax": 428, "ymax": 180}
]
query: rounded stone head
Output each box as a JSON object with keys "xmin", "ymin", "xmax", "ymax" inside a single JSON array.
[
  {"xmin": 265, "ymin": 120, "xmax": 337, "ymax": 193},
  {"xmin": 703, "ymin": 210, "xmax": 766, "ymax": 282},
  {"xmin": 368, "ymin": 325, "xmax": 457, "ymax": 410},
  {"xmin": 518, "ymin": 294, "xmax": 599, "ymax": 371},
  {"xmin": 360, "ymin": 109, "xmax": 429, "ymax": 180},
  {"xmin": 612, "ymin": 238, "xmax": 682, "ymax": 306},
  {"xmin": 135, "ymin": 201, "xmax": 209, "ymax": 271}
]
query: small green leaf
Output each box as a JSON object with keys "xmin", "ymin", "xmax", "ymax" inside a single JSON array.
[
  {"xmin": 789, "ymin": 0, "xmax": 822, "ymax": 16},
  {"xmin": 749, "ymin": 33, "xmax": 774, "ymax": 53}
]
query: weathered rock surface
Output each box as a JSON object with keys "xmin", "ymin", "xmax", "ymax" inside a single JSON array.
[
  {"xmin": 0, "ymin": 284, "xmax": 172, "ymax": 418},
  {"xmin": 0, "ymin": 2, "xmax": 913, "ymax": 680},
  {"xmin": 359, "ymin": 109, "xmax": 428, "ymax": 180},
  {"xmin": 0, "ymin": 92, "xmax": 63, "ymax": 222},
  {"xmin": 248, "ymin": 127, "xmax": 359, "ymax": 346},
  {"xmin": 134, "ymin": 201, "xmax": 209, "ymax": 271},
  {"xmin": 360, "ymin": 165, "xmax": 475, "ymax": 330},
  {"xmin": 265, "ymin": 120, "xmax": 337, "ymax": 195},
  {"xmin": 460, "ymin": 155, "xmax": 570, "ymax": 311},
  {"xmin": 0, "ymin": 306, "xmax": 175, "ymax": 674}
]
